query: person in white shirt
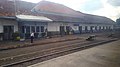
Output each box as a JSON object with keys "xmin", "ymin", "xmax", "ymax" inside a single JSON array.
[{"xmin": 30, "ymin": 32, "xmax": 34, "ymax": 43}]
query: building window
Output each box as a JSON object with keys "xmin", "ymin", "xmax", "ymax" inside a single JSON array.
[
  {"xmin": 106, "ymin": 26, "xmax": 108, "ymax": 30},
  {"xmin": 95, "ymin": 26, "xmax": 97, "ymax": 30},
  {"xmin": 103, "ymin": 26, "xmax": 105, "ymax": 30},
  {"xmin": 3, "ymin": 26, "xmax": 14, "ymax": 33},
  {"xmin": 109, "ymin": 26, "xmax": 111, "ymax": 29},
  {"xmin": 66, "ymin": 26, "xmax": 70, "ymax": 35},
  {"xmin": 26, "ymin": 26, "xmax": 30, "ymax": 33},
  {"xmin": 85, "ymin": 26, "xmax": 88, "ymax": 31},
  {"xmin": 21, "ymin": 26, "xmax": 25, "ymax": 33},
  {"xmin": 31, "ymin": 26, "xmax": 35, "ymax": 32},
  {"xmin": 41, "ymin": 26, "xmax": 44, "ymax": 32},
  {"xmin": 90, "ymin": 26, "xmax": 94, "ymax": 31},
  {"xmin": 60, "ymin": 26, "xmax": 65, "ymax": 32},
  {"xmin": 79, "ymin": 26, "xmax": 82, "ymax": 33},
  {"xmin": 99, "ymin": 26, "xmax": 101, "ymax": 30},
  {"xmin": 36, "ymin": 26, "xmax": 40, "ymax": 32}
]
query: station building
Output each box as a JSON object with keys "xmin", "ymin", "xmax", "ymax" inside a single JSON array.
[
  {"xmin": 32, "ymin": 1, "xmax": 115, "ymax": 35},
  {"xmin": 0, "ymin": 0, "xmax": 115, "ymax": 41}
]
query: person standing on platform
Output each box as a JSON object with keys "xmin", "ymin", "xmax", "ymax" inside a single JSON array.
[{"xmin": 30, "ymin": 32, "xmax": 34, "ymax": 43}]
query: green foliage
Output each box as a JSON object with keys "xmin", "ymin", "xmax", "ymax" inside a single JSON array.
[
  {"xmin": 16, "ymin": 36, "xmax": 20, "ymax": 41},
  {"xmin": 12, "ymin": 31, "xmax": 20, "ymax": 41}
]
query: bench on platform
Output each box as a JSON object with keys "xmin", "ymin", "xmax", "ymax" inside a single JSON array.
[
  {"xmin": 108, "ymin": 34, "xmax": 114, "ymax": 37},
  {"xmin": 86, "ymin": 35, "xmax": 96, "ymax": 41}
]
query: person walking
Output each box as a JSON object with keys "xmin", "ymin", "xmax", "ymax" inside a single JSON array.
[{"xmin": 30, "ymin": 32, "xmax": 34, "ymax": 43}]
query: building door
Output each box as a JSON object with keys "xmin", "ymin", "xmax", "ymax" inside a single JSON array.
[
  {"xmin": 60, "ymin": 26, "xmax": 65, "ymax": 36},
  {"xmin": 103, "ymin": 26, "xmax": 105, "ymax": 31},
  {"xmin": 20, "ymin": 26, "xmax": 25, "ymax": 39},
  {"xmin": 85, "ymin": 26, "xmax": 88, "ymax": 33},
  {"xmin": 36, "ymin": 26, "xmax": 40, "ymax": 38},
  {"xmin": 25, "ymin": 26, "xmax": 30, "ymax": 38},
  {"xmin": 90, "ymin": 26, "xmax": 94, "ymax": 32},
  {"xmin": 99, "ymin": 26, "xmax": 101, "ymax": 31},
  {"xmin": 95, "ymin": 26, "xmax": 97, "ymax": 32},
  {"xmin": 3, "ymin": 26, "xmax": 14, "ymax": 40},
  {"xmin": 41, "ymin": 26, "xmax": 44, "ymax": 32},
  {"xmin": 31, "ymin": 26, "xmax": 35, "ymax": 33},
  {"xmin": 41, "ymin": 26, "xmax": 45, "ymax": 37},
  {"xmin": 66, "ymin": 26, "xmax": 70, "ymax": 35},
  {"xmin": 79, "ymin": 26, "xmax": 82, "ymax": 34}
]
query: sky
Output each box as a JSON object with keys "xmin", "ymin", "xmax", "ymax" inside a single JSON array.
[{"xmin": 21, "ymin": 0, "xmax": 120, "ymax": 21}]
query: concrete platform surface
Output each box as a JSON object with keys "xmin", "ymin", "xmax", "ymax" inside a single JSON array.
[{"xmin": 28, "ymin": 40, "xmax": 120, "ymax": 67}]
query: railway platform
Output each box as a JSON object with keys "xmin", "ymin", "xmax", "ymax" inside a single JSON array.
[
  {"xmin": 0, "ymin": 34, "xmax": 86, "ymax": 50},
  {"xmin": 0, "ymin": 32, "xmax": 109, "ymax": 51},
  {"xmin": 29, "ymin": 40, "xmax": 120, "ymax": 67}
]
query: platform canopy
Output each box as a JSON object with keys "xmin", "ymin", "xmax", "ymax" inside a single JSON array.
[{"xmin": 16, "ymin": 15, "xmax": 52, "ymax": 22}]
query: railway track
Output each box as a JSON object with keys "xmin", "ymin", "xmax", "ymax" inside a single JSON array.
[{"xmin": 0, "ymin": 38, "xmax": 118, "ymax": 67}]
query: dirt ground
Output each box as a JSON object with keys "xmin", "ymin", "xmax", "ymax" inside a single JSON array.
[{"xmin": 29, "ymin": 40, "xmax": 120, "ymax": 67}]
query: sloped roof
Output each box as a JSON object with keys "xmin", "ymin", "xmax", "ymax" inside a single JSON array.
[
  {"xmin": 0, "ymin": 0, "xmax": 15, "ymax": 16},
  {"xmin": 33, "ymin": 1, "xmax": 115, "ymax": 24},
  {"xmin": 0, "ymin": 0, "xmax": 115, "ymax": 24},
  {"xmin": 38, "ymin": 13, "xmax": 84, "ymax": 23},
  {"xmin": 16, "ymin": 15, "xmax": 52, "ymax": 22},
  {"xmin": 15, "ymin": 0, "xmax": 36, "ymax": 15},
  {"xmin": 83, "ymin": 14, "xmax": 115, "ymax": 24},
  {"xmin": 0, "ymin": 0, "xmax": 36, "ymax": 16},
  {"xmin": 33, "ymin": 1, "xmax": 84, "ymax": 18}
]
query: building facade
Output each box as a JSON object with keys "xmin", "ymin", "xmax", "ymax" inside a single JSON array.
[
  {"xmin": 0, "ymin": 17, "xmax": 18, "ymax": 40},
  {"xmin": 0, "ymin": 0, "xmax": 115, "ymax": 41}
]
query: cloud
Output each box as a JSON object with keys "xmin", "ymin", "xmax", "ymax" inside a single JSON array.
[
  {"xmin": 116, "ymin": 13, "xmax": 120, "ymax": 18},
  {"xmin": 116, "ymin": 8, "xmax": 120, "ymax": 20},
  {"xmin": 107, "ymin": 0, "xmax": 120, "ymax": 7},
  {"xmin": 92, "ymin": 1, "xmax": 120, "ymax": 21},
  {"xmin": 80, "ymin": 0, "xmax": 103, "ymax": 13}
]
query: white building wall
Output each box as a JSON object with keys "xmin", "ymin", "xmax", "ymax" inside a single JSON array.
[
  {"xmin": 72, "ymin": 26, "xmax": 78, "ymax": 31},
  {"xmin": 81, "ymin": 24, "xmax": 113, "ymax": 30},
  {"xmin": 67, "ymin": 23, "xmax": 78, "ymax": 31},
  {"xmin": 48, "ymin": 22, "xmax": 76, "ymax": 32},
  {"xmin": 80, "ymin": 24, "xmax": 98, "ymax": 31},
  {"xmin": 0, "ymin": 19, "xmax": 18, "ymax": 33},
  {"xmin": 48, "ymin": 22, "xmax": 59, "ymax": 31},
  {"xmin": 99, "ymin": 24, "xmax": 113, "ymax": 30},
  {"xmin": 47, "ymin": 22, "xmax": 114, "ymax": 32}
]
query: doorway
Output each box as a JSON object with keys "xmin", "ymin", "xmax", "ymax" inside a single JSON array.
[
  {"xmin": 79, "ymin": 26, "xmax": 82, "ymax": 34},
  {"xmin": 90, "ymin": 26, "xmax": 94, "ymax": 32},
  {"xmin": 85, "ymin": 26, "xmax": 88, "ymax": 33},
  {"xmin": 66, "ymin": 26, "xmax": 70, "ymax": 35},
  {"xmin": 3, "ymin": 26, "xmax": 14, "ymax": 40},
  {"xmin": 60, "ymin": 26, "xmax": 65, "ymax": 36}
]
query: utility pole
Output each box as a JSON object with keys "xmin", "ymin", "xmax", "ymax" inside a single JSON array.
[{"xmin": 14, "ymin": 0, "xmax": 17, "ymax": 15}]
